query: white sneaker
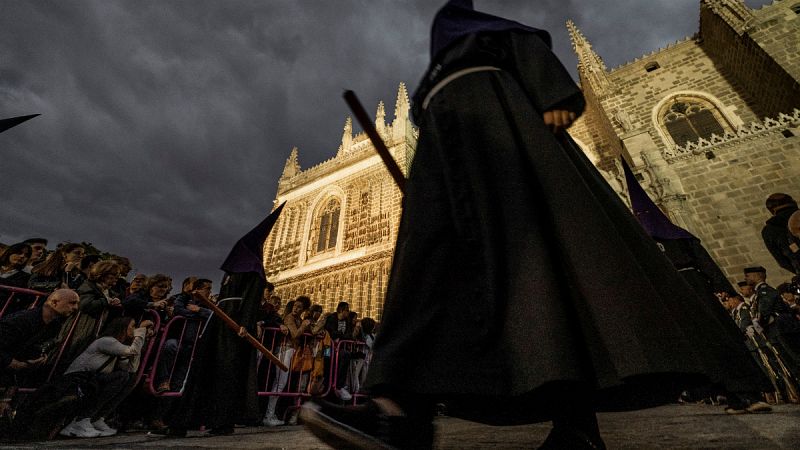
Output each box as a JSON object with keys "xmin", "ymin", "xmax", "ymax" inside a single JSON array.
[
  {"xmin": 71, "ymin": 418, "xmax": 102, "ymax": 438},
  {"xmin": 262, "ymin": 414, "xmax": 284, "ymax": 427},
  {"xmin": 59, "ymin": 418, "xmax": 79, "ymax": 437},
  {"xmin": 91, "ymin": 418, "xmax": 117, "ymax": 437},
  {"xmin": 335, "ymin": 387, "xmax": 352, "ymax": 401}
]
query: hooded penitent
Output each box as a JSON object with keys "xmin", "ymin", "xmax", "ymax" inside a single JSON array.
[
  {"xmin": 364, "ymin": 0, "xmax": 768, "ymax": 424},
  {"xmin": 168, "ymin": 203, "xmax": 285, "ymax": 430}
]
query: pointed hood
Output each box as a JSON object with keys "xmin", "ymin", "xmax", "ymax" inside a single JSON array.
[
  {"xmin": 621, "ymin": 159, "xmax": 695, "ymax": 240},
  {"xmin": 430, "ymin": 0, "xmax": 550, "ymax": 61},
  {"xmin": 220, "ymin": 202, "xmax": 286, "ymax": 279},
  {"xmin": 0, "ymin": 114, "xmax": 39, "ymax": 134}
]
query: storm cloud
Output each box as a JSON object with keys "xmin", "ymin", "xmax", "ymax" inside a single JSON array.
[{"xmin": 0, "ymin": 0, "xmax": 773, "ymax": 285}]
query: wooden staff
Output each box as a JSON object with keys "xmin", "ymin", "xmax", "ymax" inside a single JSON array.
[
  {"xmin": 197, "ymin": 296, "xmax": 288, "ymax": 371},
  {"xmin": 343, "ymin": 90, "xmax": 406, "ymax": 194}
]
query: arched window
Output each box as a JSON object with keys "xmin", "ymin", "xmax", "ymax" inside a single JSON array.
[
  {"xmin": 661, "ymin": 99, "xmax": 727, "ymax": 147},
  {"xmin": 314, "ymin": 198, "xmax": 340, "ymax": 254}
]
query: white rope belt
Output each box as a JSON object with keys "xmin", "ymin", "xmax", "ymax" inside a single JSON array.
[{"xmin": 422, "ymin": 66, "xmax": 502, "ymax": 110}]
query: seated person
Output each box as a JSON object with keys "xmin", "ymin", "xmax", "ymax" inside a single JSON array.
[
  {"xmin": 59, "ymin": 317, "xmax": 153, "ymax": 438},
  {"xmin": 0, "ymin": 290, "xmax": 79, "ymax": 417}
]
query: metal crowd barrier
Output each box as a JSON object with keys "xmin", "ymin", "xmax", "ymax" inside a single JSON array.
[
  {"xmin": 331, "ymin": 339, "xmax": 371, "ymax": 405},
  {"xmin": 0, "ymin": 284, "xmax": 47, "ymax": 319},
  {"xmin": 144, "ymin": 315, "xmax": 206, "ymax": 396}
]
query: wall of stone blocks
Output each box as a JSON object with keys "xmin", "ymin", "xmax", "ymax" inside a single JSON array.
[
  {"xmin": 700, "ymin": 4, "xmax": 800, "ymax": 119},
  {"xmin": 668, "ymin": 127, "xmax": 800, "ymax": 284},
  {"xmin": 749, "ymin": 1, "xmax": 800, "ymax": 84}
]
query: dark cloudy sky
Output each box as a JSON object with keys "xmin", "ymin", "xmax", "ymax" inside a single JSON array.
[{"xmin": 1, "ymin": 0, "xmax": 773, "ymax": 287}]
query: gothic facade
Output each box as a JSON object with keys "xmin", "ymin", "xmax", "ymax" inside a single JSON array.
[
  {"xmin": 265, "ymin": 0, "xmax": 800, "ymax": 316},
  {"xmin": 262, "ymin": 84, "xmax": 416, "ymax": 319},
  {"xmin": 568, "ymin": 0, "xmax": 800, "ymax": 284}
]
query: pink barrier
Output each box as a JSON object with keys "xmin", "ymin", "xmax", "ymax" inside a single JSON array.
[
  {"xmin": 330, "ymin": 339, "xmax": 371, "ymax": 405},
  {"xmin": 0, "ymin": 284, "xmax": 47, "ymax": 319},
  {"xmin": 144, "ymin": 315, "xmax": 205, "ymax": 396}
]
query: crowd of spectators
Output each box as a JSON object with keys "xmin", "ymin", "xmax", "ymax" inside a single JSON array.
[
  {"xmin": 0, "ymin": 239, "xmax": 377, "ymax": 440},
  {"xmin": 2, "ymin": 192, "xmax": 799, "ymax": 440}
]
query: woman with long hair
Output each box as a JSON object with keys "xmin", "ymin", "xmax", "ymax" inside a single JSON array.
[
  {"xmin": 0, "ymin": 243, "xmax": 32, "ymax": 288},
  {"xmin": 28, "ymin": 243, "xmax": 85, "ymax": 292},
  {"xmin": 59, "ymin": 316, "xmax": 153, "ymax": 438}
]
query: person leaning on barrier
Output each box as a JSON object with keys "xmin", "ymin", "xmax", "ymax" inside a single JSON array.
[
  {"xmin": 59, "ymin": 316, "xmax": 153, "ymax": 438},
  {"xmin": 324, "ymin": 301, "xmax": 354, "ymax": 401},
  {"xmin": 0, "ymin": 290, "xmax": 79, "ymax": 419},
  {"xmin": 262, "ymin": 295, "xmax": 312, "ymax": 427}
]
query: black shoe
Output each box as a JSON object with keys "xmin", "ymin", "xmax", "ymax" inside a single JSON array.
[
  {"xmin": 300, "ymin": 400, "xmax": 432, "ymax": 450},
  {"xmin": 538, "ymin": 426, "xmax": 606, "ymax": 450}
]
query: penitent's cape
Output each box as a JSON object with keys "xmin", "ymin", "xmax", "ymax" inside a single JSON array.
[
  {"xmin": 169, "ymin": 203, "xmax": 284, "ymax": 430},
  {"xmin": 621, "ymin": 159, "xmax": 735, "ymax": 296},
  {"xmin": 364, "ymin": 0, "xmax": 768, "ymax": 424}
]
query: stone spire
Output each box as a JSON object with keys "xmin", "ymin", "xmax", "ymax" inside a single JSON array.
[
  {"xmin": 702, "ymin": 0, "xmax": 754, "ymax": 34},
  {"xmin": 567, "ymin": 20, "xmax": 611, "ymax": 96},
  {"xmin": 394, "ymin": 82, "xmax": 409, "ymax": 121},
  {"xmin": 338, "ymin": 116, "xmax": 353, "ymax": 155},
  {"xmin": 280, "ymin": 147, "xmax": 301, "ymax": 180},
  {"xmin": 376, "ymin": 101, "xmax": 386, "ymax": 135}
]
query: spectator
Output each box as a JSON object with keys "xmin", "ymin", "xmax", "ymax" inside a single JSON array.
[
  {"xmin": 324, "ymin": 301, "xmax": 354, "ymax": 401},
  {"xmin": 59, "ymin": 316, "xmax": 153, "ymax": 438},
  {"xmin": 350, "ymin": 317, "xmax": 376, "ymax": 395},
  {"xmin": 21, "ymin": 238, "xmax": 48, "ymax": 274},
  {"xmin": 123, "ymin": 274, "xmax": 171, "ymax": 317},
  {"xmin": 262, "ymin": 295, "xmax": 311, "ymax": 427},
  {"xmin": 108, "ymin": 256, "xmax": 132, "ymax": 300},
  {"xmin": 762, "ymin": 193, "xmax": 800, "ymax": 274},
  {"xmin": 28, "ymin": 243, "xmax": 85, "ymax": 292},
  {"xmin": 127, "ymin": 273, "xmax": 147, "ymax": 298},
  {"xmin": 1, "ymin": 243, "xmax": 32, "ymax": 288},
  {"xmin": 0, "ymin": 289, "xmax": 79, "ymax": 418},
  {"xmin": 77, "ymin": 260, "xmax": 123, "ymax": 318},
  {"xmin": 74, "ymin": 255, "xmax": 102, "ymax": 293}
]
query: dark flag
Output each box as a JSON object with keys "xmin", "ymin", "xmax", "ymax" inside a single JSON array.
[
  {"xmin": 168, "ymin": 203, "xmax": 285, "ymax": 433},
  {"xmin": 0, "ymin": 114, "xmax": 39, "ymax": 134}
]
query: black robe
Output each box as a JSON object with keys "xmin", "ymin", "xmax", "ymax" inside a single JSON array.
[
  {"xmin": 364, "ymin": 30, "xmax": 767, "ymax": 423},
  {"xmin": 168, "ymin": 272, "xmax": 264, "ymax": 429}
]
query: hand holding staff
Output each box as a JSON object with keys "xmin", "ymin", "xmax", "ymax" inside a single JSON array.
[{"xmin": 196, "ymin": 296, "xmax": 288, "ymax": 371}]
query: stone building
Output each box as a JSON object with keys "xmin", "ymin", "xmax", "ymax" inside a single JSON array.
[
  {"xmin": 264, "ymin": 0, "xmax": 800, "ymax": 316},
  {"xmin": 262, "ymin": 84, "xmax": 415, "ymax": 319},
  {"xmin": 568, "ymin": 0, "xmax": 800, "ymax": 284}
]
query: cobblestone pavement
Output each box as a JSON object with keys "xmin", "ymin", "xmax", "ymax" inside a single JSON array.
[{"xmin": 3, "ymin": 403, "xmax": 799, "ymax": 449}]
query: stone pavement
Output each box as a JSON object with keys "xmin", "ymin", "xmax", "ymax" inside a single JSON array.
[{"xmin": 3, "ymin": 403, "xmax": 799, "ymax": 449}]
